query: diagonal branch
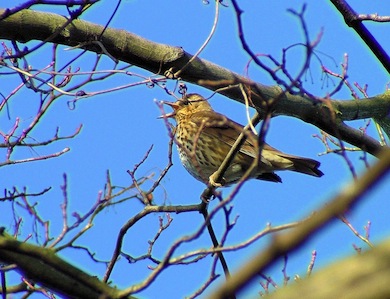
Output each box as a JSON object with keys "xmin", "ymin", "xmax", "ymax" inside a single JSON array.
[
  {"xmin": 0, "ymin": 9, "xmax": 388, "ymax": 155},
  {"xmin": 0, "ymin": 230, "xmax": 135, "ymax": 299},
  {"xmin": 330, "ymin": 0, "xmax": 390, "ymax": 74},
  {"xmin": 208, "ymin": 147, "xmax": 390, "ymax": 299}
]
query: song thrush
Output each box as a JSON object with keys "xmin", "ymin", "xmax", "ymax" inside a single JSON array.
[{"xmin": 160, "ymin": 93, "xmax": 323, "ymax": 186}]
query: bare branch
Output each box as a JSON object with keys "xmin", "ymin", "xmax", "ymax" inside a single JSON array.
[
  {"xmin": 0, "ymin": 147, "xmax": 70, "ymax": 167},
  {"xmin": 103, "ymin": 203, "xmax": 203, "ymax": 283},
  {"xmin": 330, "ymin": 0, "xmax": 390, "ymax": 73},
  {"xmin": 357, "ymin": 14, "xmax": 390, "ymax": 23},
  {"xmin": 1, "ymin": 186, "xmax": 51, "ymax": 202}
]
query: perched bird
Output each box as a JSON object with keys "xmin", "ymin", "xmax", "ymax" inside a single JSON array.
[{"xmin": 160, "ymin": 93, "xmax": 323, "ymax": 186}]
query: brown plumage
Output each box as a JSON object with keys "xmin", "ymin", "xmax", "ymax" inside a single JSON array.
[{"xmin": 160, "ymin": 93, "xmax": 323, "ymax": 186}]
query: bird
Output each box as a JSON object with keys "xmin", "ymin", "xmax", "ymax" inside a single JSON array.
[{"xmin": 159, "ymin": 93, "xmax": 323, "ymax": 186}]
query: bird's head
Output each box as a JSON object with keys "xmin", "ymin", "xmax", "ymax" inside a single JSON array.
[{"xmin": 159, "ymin": 94, "xmax": 212, "ymax": 122}]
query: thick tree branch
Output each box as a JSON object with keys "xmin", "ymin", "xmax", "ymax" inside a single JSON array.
[
  {"xmin": 264, "ymin": 238, "xmax": 390, "ymax": 299},
  {"xmin": 0, "ymin": 9, "xmax": 389, "ymax": 156},
  {"xmin": 0, "ymin": 230, "xmax": 135, "ymax": 299}
]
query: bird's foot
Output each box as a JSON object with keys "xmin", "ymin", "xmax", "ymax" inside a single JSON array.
[{"xmin": 208, "ymin": 173, "xmax": 224, "ymax": 188}]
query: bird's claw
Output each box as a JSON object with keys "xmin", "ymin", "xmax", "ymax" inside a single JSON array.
[{"xmin": 208, "ymin": 173, "xmax": 223, "ymax": 188}]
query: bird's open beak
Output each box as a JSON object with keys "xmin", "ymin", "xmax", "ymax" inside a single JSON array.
[{"xmin": 158, "ymin": 101, "xmax": 179, "ymax": 119}]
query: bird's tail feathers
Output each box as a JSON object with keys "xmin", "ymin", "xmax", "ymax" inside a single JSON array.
[{"xmin": 287, "ymin": 156, "xmax": 324, "ymax": 177}]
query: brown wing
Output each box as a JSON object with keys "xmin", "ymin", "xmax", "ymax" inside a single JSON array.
[
  {"xmin": 190, "ymin": 111, "xmax": 323, "ymax": 178},
  {"xmin": 189, "ymin": 111, "xmax": 275, "ymax": 169}
]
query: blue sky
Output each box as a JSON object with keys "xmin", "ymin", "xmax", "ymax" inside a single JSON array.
[{"xmin": 1, "ymin": 1, "xmax": 389, "ymax": 298}]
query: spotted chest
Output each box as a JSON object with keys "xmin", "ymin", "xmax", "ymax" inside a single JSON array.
[
  {"xmin": 175, "ymin": 122, "xmax": 221, "ymax": 183},
  {"xmin": 174, "ymin": 121, "xmax": 249, "ymax": 184}
]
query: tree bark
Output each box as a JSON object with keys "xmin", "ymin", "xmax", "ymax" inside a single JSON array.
[
  {"xmin": 264, "ymin": 239, "xmax": 390, "ymax": 299},
  {"xmin": 0, "ymin": 230, "xmax": 135, "ymax": 299},
  {"xmin": 1, "ymin": 9, "xmax": 389, "ymax": 156}
]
